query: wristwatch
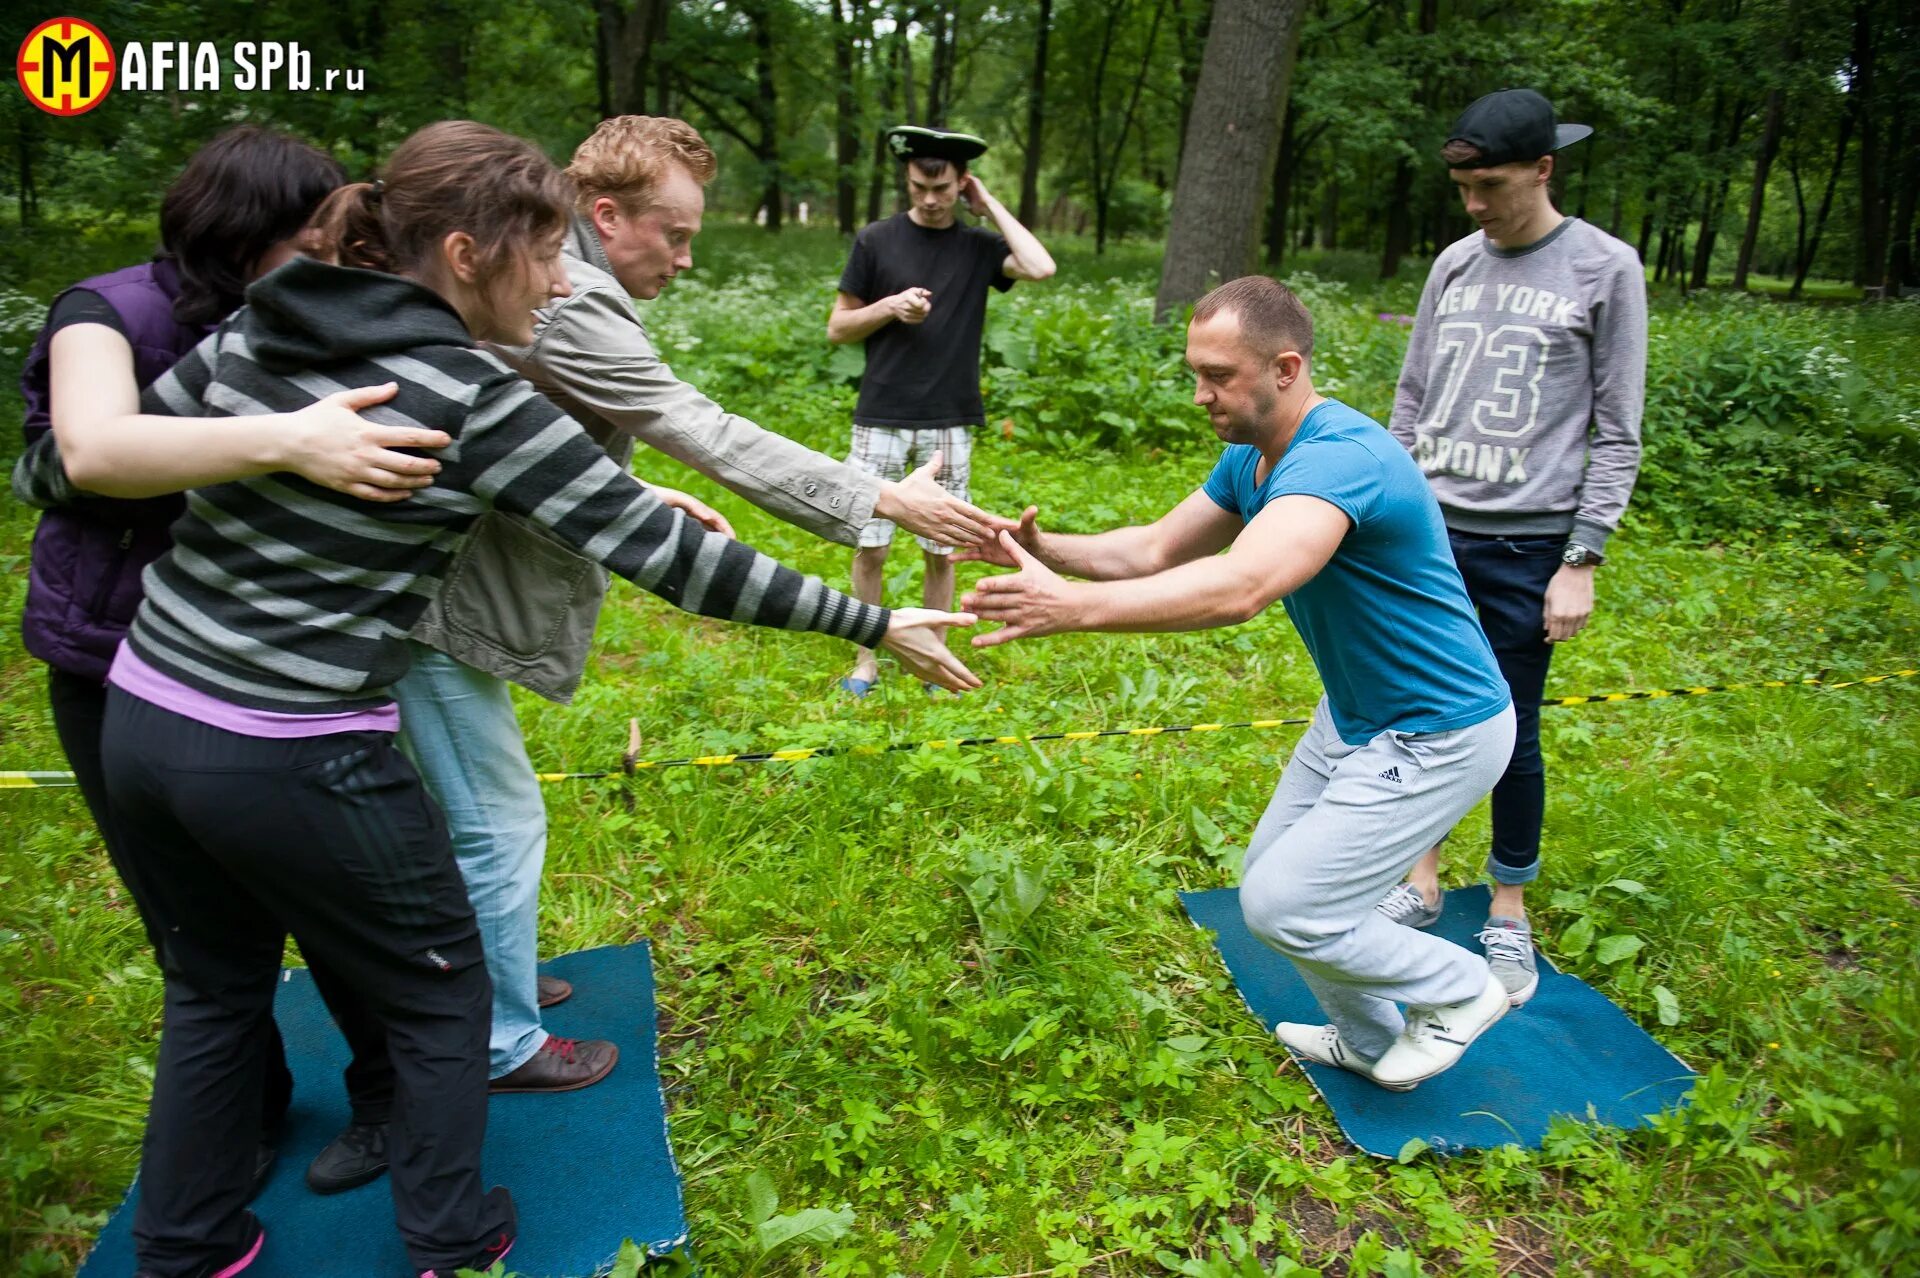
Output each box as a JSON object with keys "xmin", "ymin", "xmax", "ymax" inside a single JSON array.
[{"xmin": 1560, "ymin": 542, "xmax": 1602, "ymax": 568}]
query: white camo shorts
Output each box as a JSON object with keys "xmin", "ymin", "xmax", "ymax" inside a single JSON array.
[{"xmin": 846, "ymin": 423, "xmax": 974, "ymax": 553}]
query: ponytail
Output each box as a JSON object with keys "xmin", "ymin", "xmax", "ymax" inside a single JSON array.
[
  {"xmin": 311, "ymin": 122, "xmax": 573, "ymax": 283},
  {"xmin": 313, "ymin": 181, "xmax": 394, "ymax": 272}
]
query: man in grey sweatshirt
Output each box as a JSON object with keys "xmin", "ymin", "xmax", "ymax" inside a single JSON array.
[{"xmin": 1380, "ymin": 89, "xmax": 1647, "ymax": 1005}]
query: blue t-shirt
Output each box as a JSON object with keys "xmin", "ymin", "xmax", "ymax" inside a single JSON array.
[{"xmin": 1202, "ymin": 399, "xmax": 1510, "ymax": 745}]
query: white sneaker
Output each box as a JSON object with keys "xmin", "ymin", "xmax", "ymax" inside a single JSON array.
[
  {"xmin": 1371, "ymin": 971, "xmax": 1509, "ymax": 1087},
  {"xmin": 1274, "ymin": 1022, "xmax": 1417, "ymax": 1092}
]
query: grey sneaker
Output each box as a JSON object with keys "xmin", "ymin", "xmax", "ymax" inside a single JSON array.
[
  {"xmin": 1375, "ymin": 883, "xmax": 1442, "ymax": 929},
  {"xmin": 1478, "ymin": 916, "xmax": 1540, "ymax": 1007},
  {"xmin": 1274, "ymin": 1021, "xmax": 1416, "ymax": 1092}
]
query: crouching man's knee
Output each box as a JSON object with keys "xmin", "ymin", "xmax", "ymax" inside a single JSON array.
[{"xmin": 1239, "ymin": 869, "xmax": 1330, "ymax": 959}]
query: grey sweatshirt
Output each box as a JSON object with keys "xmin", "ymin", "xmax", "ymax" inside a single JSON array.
[{"xmin": 1388, "ymin": 217, "xmax": 1646, "ymax": 556}]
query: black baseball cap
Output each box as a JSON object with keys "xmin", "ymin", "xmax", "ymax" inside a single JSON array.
[
  {"xmin": 1443, "ymin": 89, "xmax": 1592, "ymax": 167},
  {"xmin": 885, "ymin": 125, "xmax": 988, "ymax": 165}
]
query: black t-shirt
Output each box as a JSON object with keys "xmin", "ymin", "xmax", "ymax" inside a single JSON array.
[
  {"xmin": 837, "ymin": 212, "xmax": 1013, "ymax": 428},
  {"xmin": 47, "ymin": 288, "xmax": 126, "ymax": 338}
]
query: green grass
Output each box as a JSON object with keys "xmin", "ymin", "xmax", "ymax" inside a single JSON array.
[{"xmin": 2, "ymin": 225, "xmax": 1918, "ymax": 1277}]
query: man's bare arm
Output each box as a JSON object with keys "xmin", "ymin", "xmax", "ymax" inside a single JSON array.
[
  {"xmin": 961, "ymin": 495, "xmax": 1349, "ymax": 645},
  {"xmin": 959, "ymin": 488, "xmax": 1242, "ymax": 580},
  {"xmin": 827, "ymin": 289, "xmax": 930, "ymax": 345},
  {"xmin": 964, "ymin": 175, "xmax": 1056, "ymax": 281}
]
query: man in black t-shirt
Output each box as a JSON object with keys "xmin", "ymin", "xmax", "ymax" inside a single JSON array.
[{"xmin": 829, "ymin": 125, "xmax": 1057, "ymax": 696}]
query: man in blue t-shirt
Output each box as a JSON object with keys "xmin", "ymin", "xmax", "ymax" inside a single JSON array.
[{"xmin": 958, "ymin": 277, "xmax": 1516, "ymax": 1089}]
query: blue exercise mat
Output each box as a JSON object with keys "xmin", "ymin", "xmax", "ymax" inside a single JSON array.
[
  {"xmin": 80, "ymin": 942, "xmax": 688, "ymax": 1277},
  {"xmin": 1181, "ymin": 885, "xmax": 1696, "ymax": 1157}
]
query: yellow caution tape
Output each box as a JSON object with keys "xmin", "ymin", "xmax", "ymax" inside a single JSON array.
[{"xmin": 6, "ymin": 667, "xmax": 1913, "ymax": 789}]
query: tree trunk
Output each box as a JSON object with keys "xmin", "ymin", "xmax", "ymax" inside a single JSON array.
[
  {"xmin": 597, "ymin": 0, "xmax": 669, "ymax": 117},
  {"xmin": 1319, "ymin": 176, "xmax": 1339, "ymax": 249},
  {"xmin": 594, "ymin": 6, "xmax": 613, "ymax": 119},
  {"xmin": 868, "ymin": 13, "xmax": 897, "ymax": 223},
  {"xmin": 1089, "ymin": 0, "xmax": 1168, "ymax": 255},
  {"xmin": 1266, "ymin": 104, "xmax": 1295, "ymax": 266},
  {"xmin": 925, "ymin": 8, "xmax": 957, "ymax": 128},
  {"xmin": 1169, "ymin": 0, "xmax": 1213, "ymax": 184},
  {"xmin": 755, "ymin": 5, "xmax": 781, "ymax": 233},
  {"xmin": 1019, "ymin": 0, "xmax": 1053, "ymax": 226},
  {"xmin": 1382, "ymin": 0, "xmax": 1439, "ymax": 279},
  {"xmin": 1788, "ymin": 155, "xmax": 1809, "ymax": 278},
  {"xmin": 1733, "ymin": 88, "xmax": 1787, "ymax": 289},
  {"xmin": 1852, "ymin": 1, "xmax": 1886, "ymax": 289},
  {"xmin": 831, "ymin": 0, "xmax": 861, "ymax": 234},
  {"xmin": 1793, "ymin": 97, "xmax": 1857, "ymax": 297},
  {"xmin": 1155, "ymin": 0, "xmax": 1307, "ymax": 317},
  {"xmin": 1889, "ymin": 109, "xmax": 1919, "ymax": 293},
  {"xmin": 1688, "ymin": 93, "xmax": 1741, "ymax": 290},
  {"xmin": 899, "ymin": 3, "xmax": 918, "ymax": 124},
  {"xmin": 1381, "ymin": 158, "xmax": 1415, "ymax": 279}
]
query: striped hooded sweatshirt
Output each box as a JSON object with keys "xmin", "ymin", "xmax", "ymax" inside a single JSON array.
[{"xmin": 108, "ymin": 256, "xmax": 889, "ymax": 716}]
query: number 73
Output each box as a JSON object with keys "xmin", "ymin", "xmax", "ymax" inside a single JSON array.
[{"xmin": 1420, "ymin": 321, "xmax": 1550, "ymax": 439}]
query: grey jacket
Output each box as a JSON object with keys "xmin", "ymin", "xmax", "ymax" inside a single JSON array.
[{"xmin": 410, "ymin": 216, "xmax": 883, "ymax": 703}]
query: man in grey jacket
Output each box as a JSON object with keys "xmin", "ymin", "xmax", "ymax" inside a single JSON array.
[
  {"xmin": 1377, "ymin": 89, "xmax": 1646, "ymax": 1008},
  {"xmin": 303, "ymin": 118, "xmax": 1006, "ymax": 1187},
  {"xmin": 392, "ymin": 116, "xmax": 1002, "ymax": 1100}
]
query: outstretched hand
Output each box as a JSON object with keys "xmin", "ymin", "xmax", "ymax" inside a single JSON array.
[
  {"xmin": 287, "ymin": 382, "xmax": 450, "ymax": 503},
  {"xmin": 881, "ymin": 449, "xmax": 998, "ymax": 547},
  {"xmin": 881, "ymin": 607, "xmax": 983, "ymax": 691},
  {"xmin": 954, "ymin": 505, "xmax": 1043, "ymax": 567},
  {"xmin": 960, "ymin": 531, "xmax": 1082, "ymax": 648},
  {"xmin": 651, "ymin": 485, "xmax": 736, "ymax": 538}
]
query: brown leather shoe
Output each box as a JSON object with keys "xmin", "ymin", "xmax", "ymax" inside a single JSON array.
[
  {"xmin": 536, "ymin": 974, "xmax": 573, "ymax": 1008},
  {"xmin": 489, "ymin": 1035, "xmax": 618, "ymax": 1093}
]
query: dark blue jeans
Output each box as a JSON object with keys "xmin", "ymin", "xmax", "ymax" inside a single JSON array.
[{"xmin": 1447, "ymin": 531, "xmax": 1566, "ymax": 886}]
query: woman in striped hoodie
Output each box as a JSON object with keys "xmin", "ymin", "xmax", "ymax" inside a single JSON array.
[{"xmin": 76, "ymin": 120, "xmax": 977, "ymax": 1278}]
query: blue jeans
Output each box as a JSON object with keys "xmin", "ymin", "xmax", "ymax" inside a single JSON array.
[
  {"xmin": 1446, "ymin": 531, "xmax": 1566, "ymax": 887},
  {"xmin": 393, "ymin": 643, "xmax": 548, "ymax": 1077}
]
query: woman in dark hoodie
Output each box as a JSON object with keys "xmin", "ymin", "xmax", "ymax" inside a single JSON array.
[
  {"xmin": 7, "ymin": 124, "xmax": 435, "ymax": 1205},
  {"xmin": 77, "ymin": 119, "xmax": 978, "ymax": 1278}
]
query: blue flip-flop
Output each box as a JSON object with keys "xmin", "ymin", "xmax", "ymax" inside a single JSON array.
[{"xmin": 838, "ymin": 676, "xmax": 876, "ymax": 698}]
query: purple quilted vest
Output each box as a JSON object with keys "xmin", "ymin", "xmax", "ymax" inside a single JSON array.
[{"xmin": 18, "ymin": 258, "xmax": 211, "ymax": 681}]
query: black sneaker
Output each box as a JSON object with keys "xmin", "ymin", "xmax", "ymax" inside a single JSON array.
[
  {"xmin": 418, "ymin": 1187, "xmax": 517, "ymax": 1278},
  {"xmin": 305, "ymin": 1121, "xmax": 389, "ymax": 1194},
  {"xmin": 135, "ymin": 1210, "xmax": 264, "ymax": 1277}
]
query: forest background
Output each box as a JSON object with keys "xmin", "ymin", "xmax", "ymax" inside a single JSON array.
[
  {"xmin": 4, "ymin": 0, "xmax": 1919, "ymax": 302},
  {"xmin": 2, "ymin": 2, "xmax": 1919, "ymax": 1276}
]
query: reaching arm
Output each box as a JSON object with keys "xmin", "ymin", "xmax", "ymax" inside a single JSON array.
[
  {"xmin": 965, "ymin": 176, "xmax": 1056, "ymax": 281},
  {"xmin": 514, "ymin": 283, "xmax": 993, "ymax": 547},
  {"xmin": 458, "ymin": 373, "xmax": 981, "ymax": 690},
  {"xmin": 42, "ymin": 323, "xmax": 445, "ymax": 502},
  {"xmin": 961, "ymin": 487, "xmax": 1242, "ymax": 580},
  {"xmin": 961, "ymin": 496, "xmax": 1348, "ymax": 645}
]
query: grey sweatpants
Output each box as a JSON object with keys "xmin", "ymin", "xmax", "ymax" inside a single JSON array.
[{"xmin": 1240, "ymin": 697, "xmax": 1517, "ymax": 1062}]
